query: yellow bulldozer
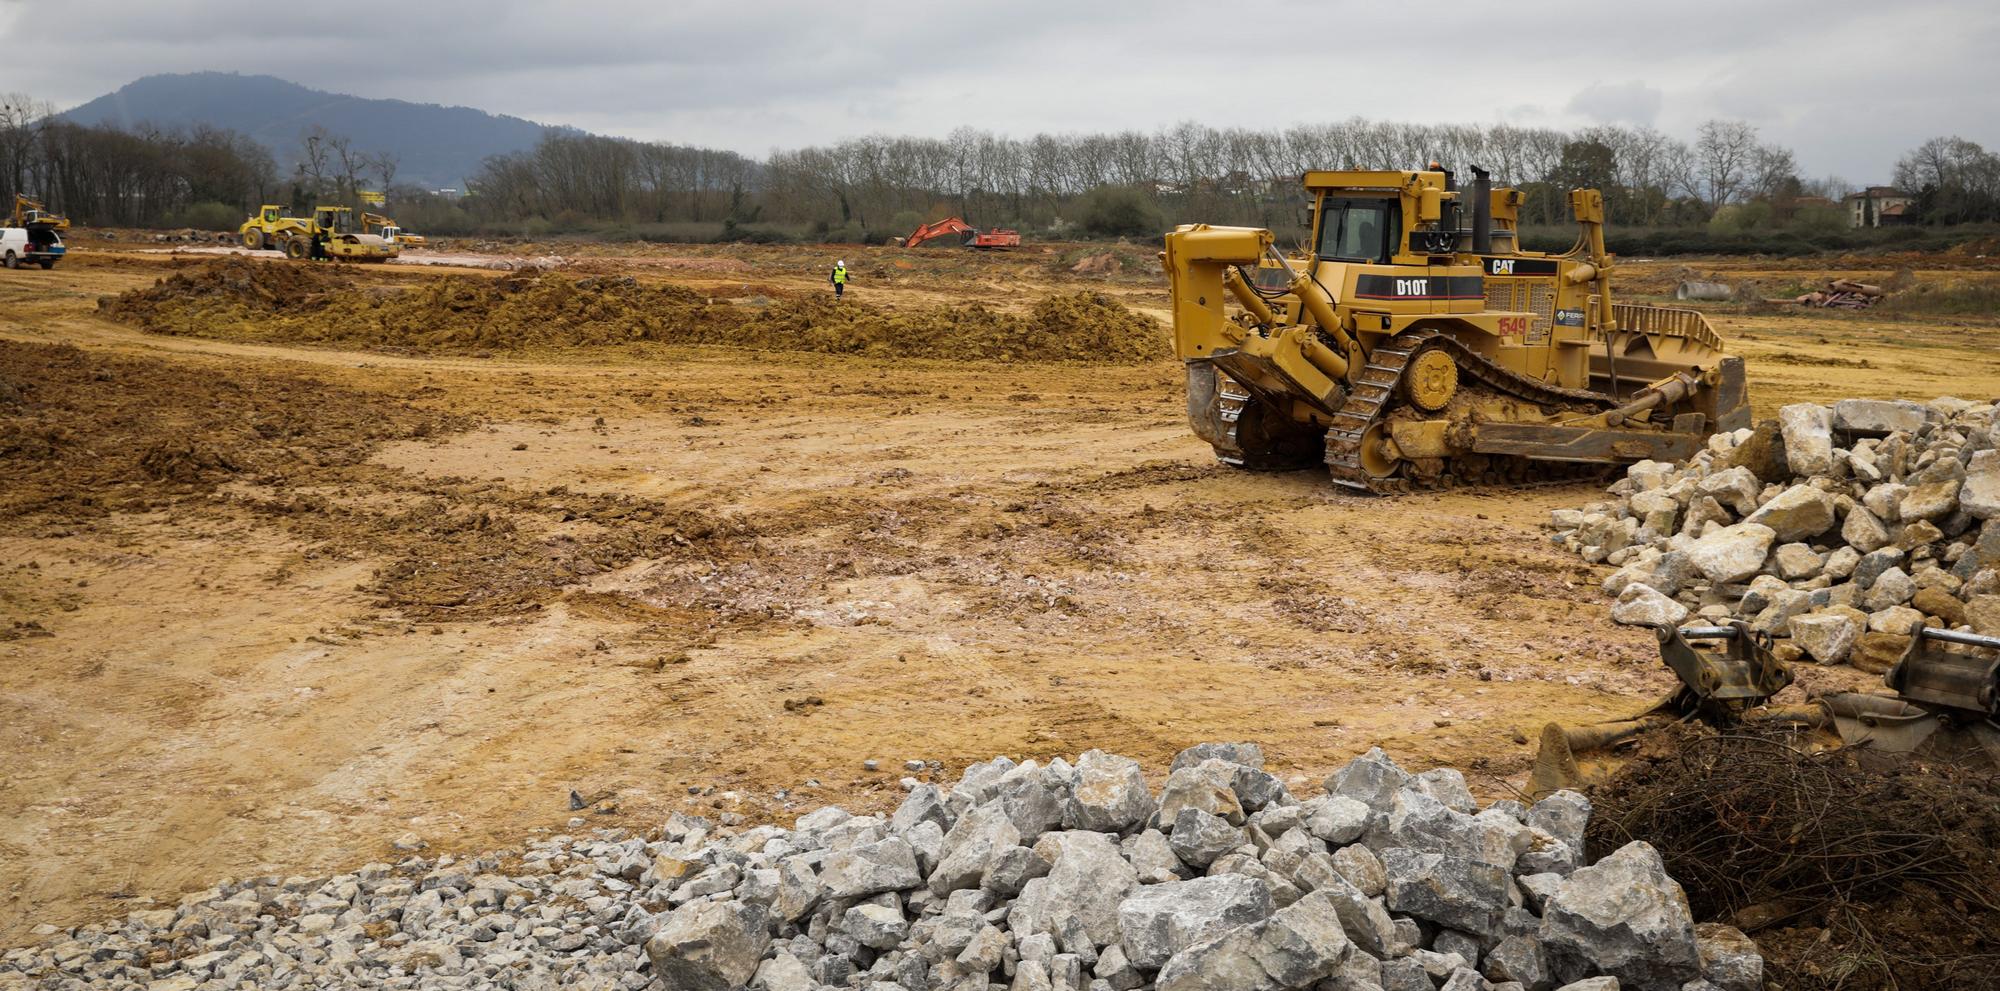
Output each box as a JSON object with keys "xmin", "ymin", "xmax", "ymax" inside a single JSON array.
[
  {"xmin": 1162, "ymin": 167, "xmax": 1751, "ymax": 492},
  {"xmin": 238, "ymin": 205, "xmax": 399, "ymax": 262}
]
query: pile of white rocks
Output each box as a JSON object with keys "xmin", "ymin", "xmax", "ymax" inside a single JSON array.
[
  {"xmin": 0, "ymin": 745, "xmax": 1758, "ymax": 991},
  {"xmin": 1549, "ymin": 397, "xmax": 2000, "ymax": 670}
]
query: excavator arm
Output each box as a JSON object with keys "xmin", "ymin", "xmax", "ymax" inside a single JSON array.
[{"xmin": 904, "ymin": 217, "xmax": 975, "ymax": 248}]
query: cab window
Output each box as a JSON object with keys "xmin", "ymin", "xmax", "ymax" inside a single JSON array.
[{"xmin": 1316, "ymin": 198, "xmax": 1396, "ymax": 264}]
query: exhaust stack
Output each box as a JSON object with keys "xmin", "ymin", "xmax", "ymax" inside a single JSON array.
[{"xmin": 1471, "ymin": 166, "xmax": 1493, "ymax": 254}]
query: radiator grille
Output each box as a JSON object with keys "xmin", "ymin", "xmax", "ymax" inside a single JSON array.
[{"xmin": 1484, "ymin": 281, "xmax": 1554, "ymax": 343}]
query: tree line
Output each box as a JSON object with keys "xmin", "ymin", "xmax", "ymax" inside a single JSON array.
[
  {"xmin": 1, "ymin": 94, "xmax": 278, "ymax": 228},
  {"xmin": 433, "ymin": 120, "xmax": 2000, "ymax": 242},
  {"xmin": 4, "ymin": 87, "xmax": 1996, "ymax": 241}
]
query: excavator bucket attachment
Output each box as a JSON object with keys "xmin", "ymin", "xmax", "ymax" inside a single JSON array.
[
  {"xmin": 1528, "ymin": 622, "xmax": 1793, "ymax": 797},
  {"xmin": 1655, "ymin": 622, "xmax": 1794, "ymax": 721},
  {"xmin": 1821, "ymin": 625, "xmax": 2000, "ymax": 766},
  {"xmin": 1885, "ymin": 623, "xmax": 2000, "ymax": 716}
]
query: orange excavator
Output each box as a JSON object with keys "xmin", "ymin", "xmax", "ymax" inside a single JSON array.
[{"xmin": 903, "ymin": 216, "xmax": 1021, "ymax": 249}]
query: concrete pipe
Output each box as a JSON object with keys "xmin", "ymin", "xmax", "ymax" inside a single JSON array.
[{"xmin": 1673, "ymin": 280, "xmax": 1733, "ymax": 301}]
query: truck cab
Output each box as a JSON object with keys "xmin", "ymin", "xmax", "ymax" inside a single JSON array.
[{"xmin": 0, "ymin": 227, "xmax": 65, "ymax": 269}]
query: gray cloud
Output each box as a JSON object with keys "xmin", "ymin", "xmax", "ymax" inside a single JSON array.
[
  {"xmin": 1, "ymin": 0, "xmax": 1993, "ymax": 183},
  {"xmin": 1568, "ymin": 82, "xmax": 1664, "ymax": 128}
]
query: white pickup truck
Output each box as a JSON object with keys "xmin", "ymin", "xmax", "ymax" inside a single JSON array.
[{"xmin": 0, "ymin": 226, "xmax": 65, "ymax": 269}]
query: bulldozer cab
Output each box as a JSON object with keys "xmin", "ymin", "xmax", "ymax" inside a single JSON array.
[
  {"xmin": 261, "ymin": 206, "xmax": 282, "ymax": 224},
  {"xmin": 1313, "ymin": 195, "xmax": 1396, "ymax": 265}
]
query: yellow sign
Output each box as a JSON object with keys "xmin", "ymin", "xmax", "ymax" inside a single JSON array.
[{"xmin": 359, "ymin": 190, "xmax": 386, "ymax": 205}]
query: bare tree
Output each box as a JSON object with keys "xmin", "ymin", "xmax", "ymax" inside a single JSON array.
[
  {"xmin": 296, "ymin": 126, "xmax": 332, "ymax": 199},
  {"xmin": 1894, "ymin": 136, "xmax": 2000, "ymax": 222},
  {"xmin": 372, "ymin": 151, "xmax": 399, "ymax": 192},
  {"xmin": 0, "ymin": 93, "xmax": 53, "ymax": 201},
  {"xmin": 1693, "ymin": 119, "xmax": 1759, "ymax": 210}
]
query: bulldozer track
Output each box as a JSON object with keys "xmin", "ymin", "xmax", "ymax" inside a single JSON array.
[{"xmin": 1324, "ymin": 327, "xmax": 1616, "ymax": 494}]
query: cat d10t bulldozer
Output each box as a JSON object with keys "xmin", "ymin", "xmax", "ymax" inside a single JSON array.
[{"xmin": 1162, "ymin": 168, "xmax": 1752, "ymax": 492}]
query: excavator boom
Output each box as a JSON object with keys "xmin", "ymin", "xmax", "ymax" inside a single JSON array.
[{"xmin": 904, "ymin": 216, "xmax": 1021, "ymax": 249}]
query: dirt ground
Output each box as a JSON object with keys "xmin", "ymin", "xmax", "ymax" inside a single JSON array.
[{"xmin": 2, "ymin": 239, "xmax": 1997, "ymax": 944}]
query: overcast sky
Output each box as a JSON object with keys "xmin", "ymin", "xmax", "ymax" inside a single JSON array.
[{"xmin": 1, "ymin": 0, "xmax": 1992, "ymax": 184}]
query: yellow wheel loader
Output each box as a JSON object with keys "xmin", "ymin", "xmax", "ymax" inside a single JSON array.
[
  {"xmin": 1162, "ymin": 168, "xmax": 1752, "ymax": 492},
  {"xmin": 239, "ymin": 205, "xmax": 308, "ymax": 250}
]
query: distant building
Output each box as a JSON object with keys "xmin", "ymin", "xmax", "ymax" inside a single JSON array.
[{"xmin": 1843, "ymin": 186, "xmax": 1914, "ymax": 228}]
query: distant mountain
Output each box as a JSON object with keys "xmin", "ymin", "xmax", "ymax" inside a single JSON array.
[{"xmin": 61, "ymin": 72, "xmax": 554, "ymax": 189}]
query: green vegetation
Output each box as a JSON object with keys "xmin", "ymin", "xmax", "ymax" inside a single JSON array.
[
  {"xmin": 1077, "ymin": 186, "xmax": 1165, "ymax": 238},
  {"xmin": 1878, "ymin": 282, "xmax": 2000, "ymax": 316}
]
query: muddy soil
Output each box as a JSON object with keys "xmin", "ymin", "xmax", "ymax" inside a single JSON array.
[{"xmin": 1, "ymin": 242, "xmax": 1997, "ymax": 945}]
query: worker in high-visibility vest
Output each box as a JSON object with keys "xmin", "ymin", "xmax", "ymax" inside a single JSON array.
[{"xmin": 830, "ymin": 259, "xmax": 849, "ymax": 299}]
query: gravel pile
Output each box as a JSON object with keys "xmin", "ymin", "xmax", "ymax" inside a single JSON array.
[
  {"xmin": 1547, "ymin": 397, "xmax": 2000, "ymax": 669},
  {"xmin": 0, "ymin": 745, "xmax": 1757, "ymax": 991}
]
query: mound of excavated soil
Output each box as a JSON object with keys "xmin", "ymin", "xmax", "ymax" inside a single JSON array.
[{"xmin": 99, "ymin": 258, "xmax": 1169, "ymax": 362}]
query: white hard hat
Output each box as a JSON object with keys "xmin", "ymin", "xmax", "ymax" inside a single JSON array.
[{"xmin": 837, "ymin": 259, "xmax": 845, "ymax": 266}]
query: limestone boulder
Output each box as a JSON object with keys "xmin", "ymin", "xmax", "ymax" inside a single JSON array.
[
  {"xmin": 1744, "ymin": 484, "xmax": 1835, "ymax": 542},
  {"xmin": 1686, "ymin": 523, "xmax": 1777, "ymax": 584},
  {"xmin": 1539, "ymin": 841, "xmax": 1700, "ymax": 991},
  {"xmin": 1778, "ymin": 403, "xmax": 1834, "ymax": 477},
  {"xmin": 1610, "ymin": 583, "xmax": 1689, "ymax": 627},
  {"xmin": 643, "ymin": 900, "xmax": 772, "ymax": 991}
]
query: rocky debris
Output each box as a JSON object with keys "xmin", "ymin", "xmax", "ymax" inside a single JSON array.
[
  {"xmin": 0, "ymin": 747, "xmax": 1740, "ymax": 991},
  {"xmin": 1548, "ymin": 397, "xmax": 2000, "ymax": 668}
]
